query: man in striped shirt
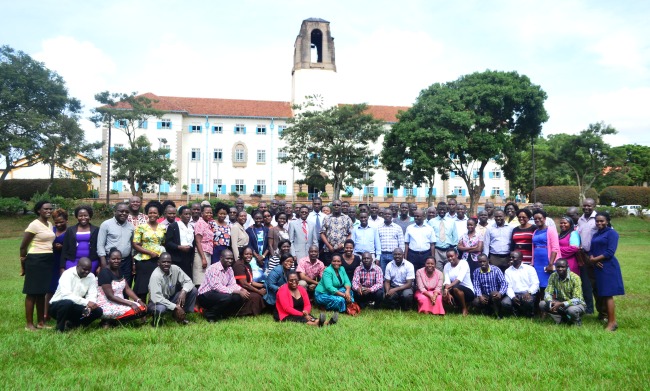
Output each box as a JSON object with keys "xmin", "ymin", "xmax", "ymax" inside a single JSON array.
[
  {"xmin": 197, "ymin": 250, "xmax": 249, "ymax": 322},
  {"xmin": 352, "ymin": 252, "xmax": 384, "ymax": 309},
  {"xmin": 377, "ymin": 208, "xmax": 405, "ymax": 272},
  {"xmin": 472, "ymin": 254, "xmax": 509, "ymax": 319}
]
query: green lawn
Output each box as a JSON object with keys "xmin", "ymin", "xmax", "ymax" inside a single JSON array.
[{"xmin": 0, "ymin": 217, "xmax": 648, "ymax": 389}]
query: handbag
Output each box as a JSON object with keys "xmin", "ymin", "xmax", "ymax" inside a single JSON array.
[
  {"xmin": 576, "ymin": 249, "xmax": 590, "ymax": 267},
  {"xmin": 345, "ymin": 302, "xmax": 361, "ymax": 316}
]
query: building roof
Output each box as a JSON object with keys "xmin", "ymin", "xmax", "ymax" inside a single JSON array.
[
  {"xmin": 133, "ymin": 93, "xmax": 294, "ymax": 119},
  {"xmin": 113, "ymin": 93, "xmax": 408, "ymax": 123}
]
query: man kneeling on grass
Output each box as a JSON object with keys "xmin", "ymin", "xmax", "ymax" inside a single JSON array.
[
  {"xmin": 49, "ymin": 257, "xmax": 103, "ymax": 332},
  {"xmin": 197, "ymin": 249, "xmax": 249, "ymax": 322},
  {"xmin": 471, "ymin": 254, "xmax": 509, "ymax": 319},
  {"xmin": 148, "ymin": 253, "xmax": 197, "ymax": 326},
  {"xmin": 539, "ymin": 259, "xmax": 586, "ymax": 326}
]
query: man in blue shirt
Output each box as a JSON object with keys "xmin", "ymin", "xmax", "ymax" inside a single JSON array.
[
  {"xmin": 472, "ymin": 254, "xmax": 508, "ymax": 319},
  {"xmin": 351, "ymin": 212, "xmax": 380, "ymax": 262}
]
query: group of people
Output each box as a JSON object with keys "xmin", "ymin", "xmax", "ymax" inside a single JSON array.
[{"xmin": 19, "ymin": 195, "xmax": 624, "ymax": 332}]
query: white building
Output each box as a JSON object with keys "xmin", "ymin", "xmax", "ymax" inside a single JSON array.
[{"xmin": 100, "ymin": 18, "xmax": 509, "ymax": 203}]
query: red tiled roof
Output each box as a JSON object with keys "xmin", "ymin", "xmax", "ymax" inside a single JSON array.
[
  {"xmin": 112, "ymin": 93, "xmax": 408, "ymax": 122},
  {"xmin": 116, "ymin": 93, "xmax": 293, "ymax": 118},
  {"xmin": 364, "ymin": 105, "xmax": 409, "ymax": 123}
]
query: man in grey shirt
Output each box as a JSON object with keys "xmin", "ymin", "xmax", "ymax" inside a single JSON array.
[
  {"xmin": 148, "ymin": 253, "xmax": 197, "ymax": 326},
  {"xmin": 577, "ymin": 198, "xmax": 598, "ymax": 315},
  {"xmin": 97, "ymin": 202, "xmax": 134, "ymax": 285}
]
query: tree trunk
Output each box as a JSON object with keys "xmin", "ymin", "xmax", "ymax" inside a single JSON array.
[{"xmin": 45, "ymin": 159, "xmax": 55, "ymax": 193}]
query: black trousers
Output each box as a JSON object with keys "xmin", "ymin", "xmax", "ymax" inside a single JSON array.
[
  {"xmin": 120, "ymin": 255, "xmax": 133, "ymax": 288},
  {"xmin": 355, "ymin": 289, "xmax": 384, "ymax": 309},
  {"xmin": 197, "ymin": 291, "xmax": 244, "ymax": 321},
  {"xmin": 49, "ymin": 299, "xmax": 103, "ymax": 332}
]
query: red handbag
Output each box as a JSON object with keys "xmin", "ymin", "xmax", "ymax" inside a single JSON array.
[{"xmin": 346, "ymin": 302, "xmax": 361, "ymax": 316}]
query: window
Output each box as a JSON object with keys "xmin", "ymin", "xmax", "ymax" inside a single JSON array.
[
  {"xmin": 189, "ymin": 125, "xmax": 202, "ymax": 133},
  {"xmin": 163, "ymin": 144, "xmax": 171, "ymax": 158},
  {"xmin": 278, "ymin": 149, "xmax": 287, "ymax": 160},
  {"xmin": 278, "ymin": 125, "xmax": 286, "ymax": 135},
  {"xmin": 450, "ymin": 170, "xmax": 459, "ymax": 178},
  {"xmin": 114, "ymin": 143, "xmax": 124, "ymax": 149},
  {"xmin": 254, "ymin": 180, "xmax": 266, "ymax": 194},
  {"xmin": 405, "ymin": 188, "xmax": 414, "ymax": 196},
  {"xmin": 385, "ymin": 181, "xmax": 395, "ymax": 195},
  {"xmin": 235, "ymin": 149, "xmax": 245, "ymax": 162},
  {"xmin": 114, "ymin": 119, "xmax": 127, "ymax": 128},
  {"xmin": 364, "ymin": 185, "xmax": 377, "ymax": 196},
  {"xmin": 190, "ymin": 179, "xmax": 202, "ymax": 194},
  {"xmin": 453, "ymin": 186, "xmax": 465, "ymax": 196},
  {"xmin": 212, "ymin": 125, "xmax": 223, "ymax": 134},
  {"xmin": 158, "ymin": 120, "xmax": 172, "ymax": 129},
  {"xmin": 213, "ymin": 179, "xmax": 223, "ymax": 193},
  {"xmin": 235, "ymin": 179, "xmax": 245, "ymax": 193},
  {"xmin": 257, "ymin": 150, "xmax": 266, "ymax": 163},
  {"xmin": 191, "ymin": 148, "xmax": 201, "ymax": 161},
  {"xmin": 277, "ymin": 180, "xmax": 287, "ymax": 195},
  {"xmin": 234, "ymin": 124, "xmax": 246, "ymax": 134},
  {"xmin": 363, "ymin": 173, "xmax": 371, "ymax": 181},
  {"xmin": 256, "ymin": 125, "xmax": 266, "ymax": 135},
  {"xmin": 213, "ymin": 148, "xmax": 223, "ymax": 162},
  {"xmin": 138, "ymin": 120, "xmax": 148, "ymax": 129},
  {"xmin": 491, "ymin": 187, "xmax": 502, "ymax": 196},
  {"xmin": 472, "ymin": 170, "xmax": 479, "ymax": 179},
  {"xmin": 489, "ymin": 170, "xmax": 502, "ymax": 179}
]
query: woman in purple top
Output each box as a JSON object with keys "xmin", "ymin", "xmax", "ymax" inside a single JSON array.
[{"xmin": 61, "ymin": 205, "xmax": 99, "ymax": 273}]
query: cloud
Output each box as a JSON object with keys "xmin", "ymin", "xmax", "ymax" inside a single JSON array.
[
  {"xmin": 587, "ymin": 32, "xmax": 649, "ymax": 75},
  {"xmin": 33, "ymin": 36, "xmax": 117, "ymax": 109}
]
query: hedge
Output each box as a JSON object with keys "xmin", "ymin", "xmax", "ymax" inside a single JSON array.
[
  {"xmin": 532, "ymin": 186, "xmax": 599, "ymax": 207},
  {"xmin": 599, "ymin": 186, "xmax": 650, "ymax": 207},
  {"xmin": 0, "ymin": 197, "xmax": 28, "ymax": 215},
  {"xmin": 542, "ymin": 205, "xmax": 627, "ymax": 219},
  {"xmin": 0, "ymin": 179, "xmax": 88, "ymax": 200}
]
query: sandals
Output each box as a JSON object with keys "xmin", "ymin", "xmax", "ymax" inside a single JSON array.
[
  {"xmin": 327, "ymin": 312, "xmax": 339, "ymax": 326},
  {"xmin": 318, "ymin": 313, "xmax": 326, "ymax": 327}
]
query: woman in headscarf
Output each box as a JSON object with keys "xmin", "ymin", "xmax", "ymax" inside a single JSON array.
[{"xmin": 558, "ymin": 216, "xmax": 581, "ymax": 275}]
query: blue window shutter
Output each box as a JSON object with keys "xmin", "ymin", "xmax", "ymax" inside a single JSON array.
[
  {"xmin": 481, "ymin": 190, "xmax": 486, "ymax": 197},
  {"xmin": 156, "ymin": 122, "xmax": 162, "ymax": 129},
  {"xmin": 393, "ymin": 189, "xmax": 398, "ymax": 197},
  {"xmin": 188, "ymin": 125, "xmax": 193, "ymax": 133},
  {"xmin": 109, "ymin": 147, "xmax": 115, "ymax": 155},
  {"xmin": 500, "ymin": 190, "xmax": 504, "ymax": 197},
  {"xmin": 462, "ymin": 189, "xmax": 466, "ymax": 196},
  {"xmin": 221, "ymin": 186, "xmax": 227, "ymax": 195},
  {"xmin": 364, "ymin": 187, "xmax": 368, "ymax": 196},
  {"xmin": 373, "ymin": 187, "xmax": 378, "ymax": 196},
  {"xmin": 433, "ymin": 188, "xmax": 437, "ymax": 196},
  {"xmin": 198, "ymin": 184, "xmax": 204, "ymax": 194},
  {"xmin": 242, "ymin": 185, "xmax": 247, "ymax": 194},
  {"xmin": 243, "ymin": 127, "xmax": 247, "ymax": 135},
  {"xmin": 142, "ymin": 120, "xmax": 148, "ymax": 129},
  {"xmin": 489, "ymin": 172, "xmax": 494, "ymax": 179},
  {"xmin": 413, "ymin": 188, "xmax": 418, "ymax": 197},
  {"xmin": 451, "ymin": 172, "xmax": 456, "ymax": 178},
  {"xmin": 114, "ymin": 120, "xmax": 119, "ymax": 127},
  {"xmin": 231, "ymin": 185, "xmax": 236, "ymax": 193}
]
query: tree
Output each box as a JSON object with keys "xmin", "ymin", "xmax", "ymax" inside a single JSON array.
[
  {"xmin": 381, "ymin": 109, "xmax": 448, "ymax": 206},
  {"xmin": 0, "ymin": 45, "xmax": 80, "ymax": 188},
  {"xmin": 90, "ymin": 91, "xmax": 165, "ymax": 200},
  {"xmin": 545, "ymin": 122, "xmax": 616, "ymax": 203},
  {"xmin": 39, "ymin": 114, "xmax": 103, "ymax": 192},
  {"xmin": 280, "ymin": 101, "xmax": 385, "ymax": 199},
  {"xmin": 111, "ymin": 136, "xmax": 176, "ymax": 196},
  {"xmin": 599, "ymin": 144, "xmax": 650, "ymax": 188},
  {"xmin": 386, "ymin": 70, "xmax": 548, "ymax": 214}
]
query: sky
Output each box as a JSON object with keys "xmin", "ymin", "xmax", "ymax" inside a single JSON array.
[{"xmin": 2, "ymin": 0, "xmax": 649, "ymax": 146}]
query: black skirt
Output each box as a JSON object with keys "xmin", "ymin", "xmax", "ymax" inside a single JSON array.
[
  {"xmin": 134, "ymin": 258, "xmax": 159, "ymax": 296},
  {"xmin": 23, "ymin": 253, "xmax": 54, "ymax": 295}
]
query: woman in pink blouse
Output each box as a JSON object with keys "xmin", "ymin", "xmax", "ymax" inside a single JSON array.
[
  {"xmin": 415, "ymin": 257, "xmax": 445, "ymax": 315},
  {"xmin": 192, "ymin": 204, "xmax": 216, "ymax": 286}
]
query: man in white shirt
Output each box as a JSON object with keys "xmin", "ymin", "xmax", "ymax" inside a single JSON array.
[
  {"xmin": 404, "ymin": 209, "xmax": 436, "ymax": 272},
  {"xmin": 367, "ymin": 202, "xmax": 384, "ymax": 228},
  {"xmin": 383, "ymin": 248, "xmax": 415, "ymax": 311},
  {"xmin": 49, "ymin": 257, "xmax": 102, "ymax": 332},
  {"xmin": 454, "ymin": 204, "xmax": 469, "ymax": 240},
  {"xmin": 502, "ymin": 251, "xmax": 539, "ymax": 318}
]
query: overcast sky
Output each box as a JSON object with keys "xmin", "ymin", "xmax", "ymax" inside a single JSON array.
[{"xmin": 2, "ymin": 0, "xmax": 649, "ymax": 145}]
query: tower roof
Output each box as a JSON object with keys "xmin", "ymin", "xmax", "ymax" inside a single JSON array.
[{"xmin": 303, "ymin": 17, "xmax": 330, "ymax": 23}]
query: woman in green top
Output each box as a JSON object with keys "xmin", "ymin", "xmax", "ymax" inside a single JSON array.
[{"xmin": 315, "ymin": 254, "xmax": 354, "ymax": 312}]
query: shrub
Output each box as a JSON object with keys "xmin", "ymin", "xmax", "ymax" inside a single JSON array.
[
  {"xmin": 599, "ymin": 186, "xmax": 650, "ymax": 207},
  {"xmin": 203, "ymin": 192, "xmax": 219, "ymax": 198},
  {"xmin": 320, "ymin": 192, "xmax": 329, "ymax": 198},
  {"xmin": 87, "ymin": 189, "xmax": 99, "ymax": 198},
  {"xmin": 532, "ymin": 186, "xmax": 599, "ymax": 206},
  {"xmin": 0, "ymin": 179, "xmax": 87, "ymax": 200},
  {"xmin": 91, "ymin": 202, "xmax": 115, "ymax": 218},
  {"xmin": 274, "ymin": 193, "xmax": 286, "ymax": 198},
  {"xmin": 0, "ymin": 197, "xmax": 28, "ymax": 215},
  {"xmin": 229, "ymin": 192, "xmax": 239, "ymax": 197},
  {"xmin": 296, "ymin": 192, "xmax": 308, "ymax": 198}
]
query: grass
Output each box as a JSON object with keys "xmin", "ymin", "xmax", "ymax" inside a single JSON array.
[{"xmin": 0, "ymin": 217, "xmax": 648, "ymax": 389}]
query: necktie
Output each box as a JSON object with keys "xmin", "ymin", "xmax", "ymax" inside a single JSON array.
[
  {"xmin": 315, "ymin": 213, "xmax": 321, "ymax": 233},
  {"xmin": 302, "ymin": 220, "xmax": 308, "ymax": 240},
  {"xmin": 439, "ymin": 219, "xmax": 446, "ymax": 242}
]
